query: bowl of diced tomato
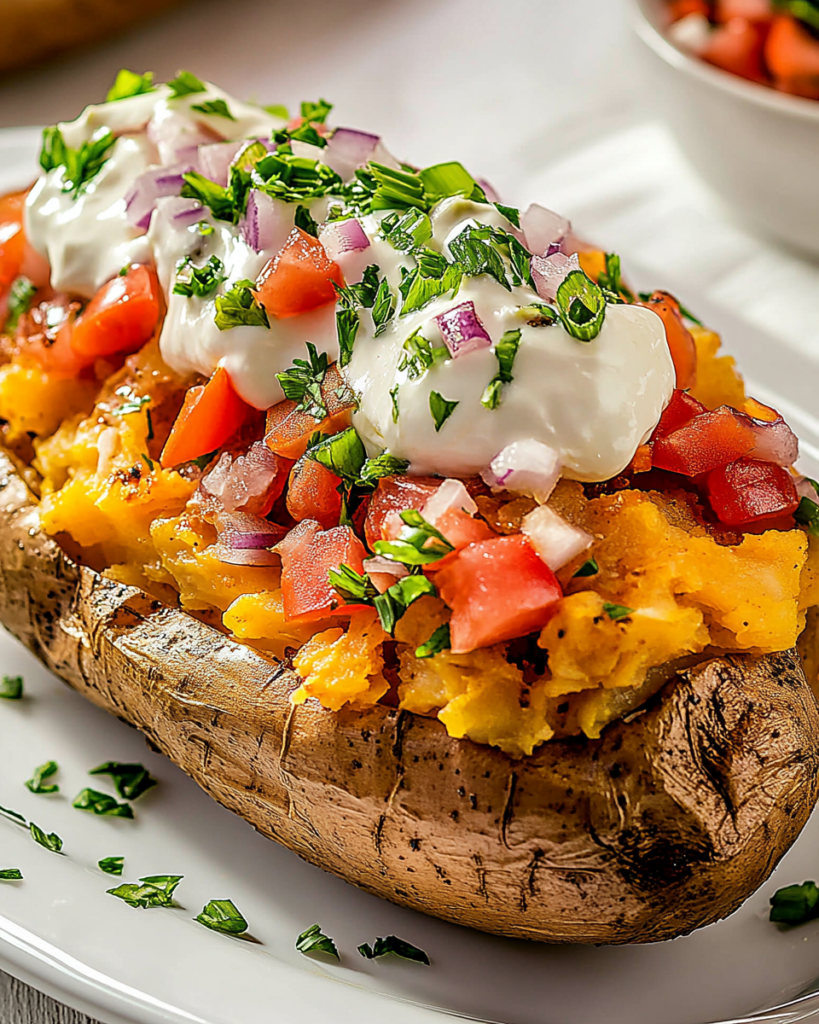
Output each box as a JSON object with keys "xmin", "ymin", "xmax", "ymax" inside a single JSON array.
[{"xmin": 629, "ymin": 0, "xmax": 819, "ymax": 255}]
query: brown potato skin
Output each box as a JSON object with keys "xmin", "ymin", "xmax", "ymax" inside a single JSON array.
[
  {"xmin": 1, "ymin": 449, "xmax": 818, "ymax": 944},
  {"xmin": 0, "ymin": 0, "xmax": 183, "ymax": 74}
]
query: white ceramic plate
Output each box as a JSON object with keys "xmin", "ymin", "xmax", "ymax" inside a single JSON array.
[{"xmin": 3, "ymin": 126, "xmax": 819, "ymax": 1024}]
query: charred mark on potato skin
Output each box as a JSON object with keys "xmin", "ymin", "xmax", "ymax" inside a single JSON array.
[{"xmin": 500, "ymin": 772, "xmax": 518, "ymax": 849}]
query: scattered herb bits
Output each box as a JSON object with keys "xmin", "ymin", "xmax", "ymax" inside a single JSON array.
[
  {"xmin": 357, "ymin": 935, "xmax": 430, "ymax": 965},
  {"xmin": 0, "ymin": 869, "xmax": 22, "ymax": 880},
  {"xmin": 25, "ymin": 761, "xmax": 59, "ymax": 795},
  {"xmin": 89, "ymin": 762, "xmax": 158, "ymax": 801},
  {"xmin": 108, "ymin": 874, "xmax": 183, "ymax": 909},
  {"xmin": 770, "ymin": 881, "xmax": 819, "ymax": 925},
  {"xmin": 602, "ymin": 602, "xmax": 633, "ymax": 622},
  {"xmin": 98, "ymin": 856, "xmax": 125, "ymax": 876},
  {"xmin": 429, "ymin": 391, "xmax": 459, "ymax": 432},
  {"xmin": 0, "ymin": 804, "xmax": 27, "ymax": 826},
  {"xmin": 0, "ymin": 675, "xmax": 23, "ymax": 699},
  {"xmin": 195, "ymin": 899, "xmax": 249, "ymax": 935},
  {"xmin": 73, "ymin": 788, "xmax": 134, "ymax": 818},
  {"xmin": 573, "ymin": 557, "xmax": 599, "ymax": 578},
  {"xmin": 296, "ymin": 924, "xmax": 340, "ymax": 959},
  {"xmin": 29, "ymin": 823, "xmax": 63, "ymax": 853}
]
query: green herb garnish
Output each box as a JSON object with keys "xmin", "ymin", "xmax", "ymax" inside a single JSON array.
[
  {"xmin": 214, "ymin": 279, "xmax": 270, "ymax": 331},
  {"xmin": 795, "ymin": 492, "xmax": 819, "ymax": 536},
  {"xmin": 371, "ymin": 277, "xmax": 395, "ymax": 336},
  {"xmin": 416, "ymin": 623, "xmax": 451, "ymax": 659},
  {"xmin": 89, "ymin": 761, "xmax": 158, "ymax": 801},
  {"xmin": 180, "ymin": 171, "xmax": 234, "ymax": 222},
  {"xmin": 99, "ymin": 856, "xmax": 125, "ymax": 876},
  {"xmin": 357, "ymin": 935, "xmax": 430, "ymax": 965},
  {"xmin": 329, "ymin": 564, "xmax": 379, "ymax": 605},
  {"xmin": 0, "ymin": 869, "xmax": 22, "ymax": 880},
  {"xmin": 381, "ymin": 208, "xmax": 432, "ymax": 252},
  {"xmin": 390, "ymin": 384, "xmax": 400, "ymax": 423},
  {"xmin": 6, "ymin": 276, "xmax": 36, "ymax": 332},
  {"xmin": 108, "ymin": 874, "xmax": 183, "ymax": 909},
  {"xmin": 358, "ymin": 453, "xmax": 409, "ymax": 486},
  {"xmin": 25, "ymin": 761, "xmax": 59, "ymax": 795},
  {"xmin": 0, "ymin": 804, "xmax": 26, "ymax": 826},
  {"xmin": 596, "ymin": 252, "xmax": 634, "ymax": 302},
  {"xmin": 397, "ymin": 327, "xmax": 448, "ymax": 381},
  {"xmin": 495, "ymin": 203, "xmax": 521, "ymax": 228},
  {"xmin": 166, "ymin": 70, "xmax": 207, "ymax": 98},
  {"xmin": 602, "ymin": 602, "xmax": 633, "ymax": 621},
  {"xmin": 0, "ymin": 675, "xmax": 23, "ymax": 699},
  {"xmin": 30, "ymin": 822, "xmax": 63, "ymax": 853},
  {"xmin": 300, "ymin": 98, "xmax": 333, "ymax": 123},
  {"xmin": 297, "ymin": 923, "xmax": 340, "ymax": 958},
  {"xmin": 573, "ymin": 557, "xmax": 599, "ymax": 578},
  {"xmin": 375, "ymin": 575, "xmax": 437, "ymax": 635},
  {"xmin": 191, "ymin": 98, "xmax": 235, "ymax": 120},
  {"xmin": 276, "ymin": 343, "xmax": 329, "ymax": 419},
  {"xmin": 294, "ymin": 204, "xmax": 320, "ymax": 237},
  {"xmin": 770, "ymin": 880, "xmax": 819, "ymax": 924},
  {"xmin": 264, "ymin": 103, "xmax": 290, "ymax": 119},
  {"xmin": 374, "ymin": 509, "xmax": 454, "ymax": 567},
  {"xmin": 482, "ymin": 328, "xmax": 522, "ymax": 410},
  {"xmin": 173, "ymin": 255, "xmax": 227, "ymax": 298},
  {"xmin": 429, "ymin": 391, "xmax": 459, "ymax": 432},
  {"xmin": 39, "ymin": 126, "xmax": 116, "ymax": 199},
  {"xmin": 106, "ymin": 69, "xmax": 155, "ymax": 102},
  {"xmin": 73, "ymin": 788, "xmax": 134, "ymax": 818},
  {"xmin": 195, "ymin": 899, "xmax": 249, "ymax": 935},
  {"xmin": 555, "ymin": 270, "xmax": 606, "ymax": 342}
]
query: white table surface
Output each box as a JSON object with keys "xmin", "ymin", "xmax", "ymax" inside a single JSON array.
[{"xmin": 2, "ymin": 0, "xmax": 817, "ymax": 1020}]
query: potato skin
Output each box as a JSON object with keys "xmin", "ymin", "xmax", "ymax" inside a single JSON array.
[{"xmin": 1, "ymin": 449, "xmax": 818, "ymax": 943}]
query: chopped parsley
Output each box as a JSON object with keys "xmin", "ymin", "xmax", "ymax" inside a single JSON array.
[
  {"xmin": 371, "ymin": 277, "xmax": 396, "ymax": 336},
  {"xmin": 398, "ymin": 263, "xmax": 463, "ymax": 316},
  {"xmin": 294, "ymin": 204, "xmax": 320, "ymax": 237},
  {"xmin": 0, "ymin": 869, "xmax": 22, "ymax": 881},
  {"xmin": 0, "ymin": 675, "xmax": 23, "ymax": 699},
  {"xmin": 518, "ymin": 302, "xmax": 558, "ymax": 327},
  {"xmin": 263, "ymin": 103, "xmax": 290, "ymax": 119},
  {"xmin": 374, "ymin": 509, "xmax": 454, "ymax": 567},
  {"xmin": 358, "ymin": 453, "xmax": 409, "ymax": 486},
  {"xmin": 495, "ymin": 202, "xmax": 521, "ymax": 228},
  {"xmin": 419, "ymin": 161, "xmax": 481, "ymax": 202},
  {"xmin": 111, "ymin": 390, "xmax": 152, "ymax": 439},
  {"xmin": 482, "ymin": 328, "xmax": 522, "ymax": 410},
  {"xmin": 390, "ymin": 384, "xmax": 400, "ymax": 423},
  {"xmin": 39, "ymin": 125, "xmax": 116, "ymax": 199},
  {"xmin": 381, "ymin": 208, "xmax": 432, "ymax": 252},
  {"xmin": 106, "ymin": 69, "xmax": 155, "ymax": 102},
  {"xmin": 73, "ymin": 788, "xmax": 134, "ymax": 818},
  {"xmin": 214, "ymin": 280, "xmax": 270, "ymax": 331},
  {"xmin": 416, "ymin": 623, "xmax": 451, "ymax": 659},
  {"xmin": 191, "ymin": 98, "xmax": 235, "ymax": 120},
  {"xmin": 448, "ymin": 224, "xmax": 509, "ymax": 291},
  {"xmin": 573, "ymin": 557, "xmax": 599, "ymax": 578},
  {"xmin": 334, "ymin": 265, "xmax": 383, "ymax": 365},
  {"xmin": 30, "ymin": 823, "xmax": 63, "ymax": 853},
  {"xmin": 397, "ymin": 327, "xmax": 448, "ymax": 381},
  {"xmin": 108, "ymin": 874, "xmax": 183, "ymax": 909},
  {"xmin": 6, "ymin": 276, "xmax": 36, "ymax": 331},
  {"xmin": 25, "ymin": 761, "xmax": 59, "ymax": 795},
  {"xmin": 254, "ymin": 150, "xmax": 341, "ymax": 204},
  {"xmin": 195, "ymin": 899, "xmax": 249, "ymax": 935},
  {"xmin": 555, "ymin": 270, "xmax": 606, "ymax": 342},
  {"xmin": 276, "ymin": 343, "xmax": 329, "ymax": 419},
  {"xmin": 770, "ymin": 881, "xmax": 819, "ymax": 925},
  {"xmin": 603, "ymin": 602, "xmax": 633, "ymax": 621},
  {"xmin": 357, "ymin": 935, "xmax": 430, "ymax": 965},
  {"xmin": 180, "ymin": 171, "xmax": 235, "ymax": 222},
  {"xmin": 173, "ymin": 255, "xmax": 227, "ymax": 298},
  {"xmin": 329, "ymin": 564, "xmax": 379, "ymax": 605},
  {"xmin": 369, "ymin": 162, "xmax": 427, "ymax": 212},
  {"xmin": 99, "ymin": 856, "xmax": 125, "ymax": 876},
  {"xmin": 166, "ymin": 70, "xmax": 207, "ymax": 98},
  {"xmin": 375, "ymin": 575, "xmax": 437, "ymax": 635},
  {"xmin": 300, "ymin": 98, "xmax": 333, "ymax": 123},
  {"xmin": 596, "ymin": 252, "xmax": 634, "ymax": 302},
  {"xmin": 89, "ymin": 761, "xmax": 158, "ymax": 801},
  {"xmin": 0, "ymin": 804, "xmax": 26, "ymax": 826},
  {"xmin": 296, "ymin": 923, "xmax": 340, "ymax": 959},
  {"xmin": 795, "ymin": 484, "xmax": 819, "ymax": 536},
  {"xmin": 429, "ymin": 391, "xmax": 459, "ymax": 432}
]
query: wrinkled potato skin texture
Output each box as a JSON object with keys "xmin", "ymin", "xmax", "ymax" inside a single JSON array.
[{"xmin": 1, "ymin": 451, "xmax": 818, "ymax": 944}]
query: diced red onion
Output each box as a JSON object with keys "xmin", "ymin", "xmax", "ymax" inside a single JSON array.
[
  {"xmin": 323, "ymin": 127, "xmax": 381, "ymax": 180},
  {"xmin": 531, "ymin": 252, "xmax": 580, "ymax": 303},
  {"xmin": 198, "ymin": 141, "xmax": 244, "ymax": 188},
  {"xmin": 214, "ymin": 511, "xmax": 284, "ymax": 550},
  {"xmin": 796, "ymin": 476, "xmax": 818, "ymax": 502},
  {"xmin": 435, "ymin": 301, "xmax": 491, "ymax": 358},
  {"xmin": 521, "ymin": 204, "xmax": 571, "ymax": 258},
  {"xmin": 521, "ymin": 505, "xmax": 592, "ymax": 570},
  {"xmin": 151, "ymin": 196, "xmax": 204, "ymax": 230},
  {"xmin": 319, "ymin": 219, "xmax": 370, "ymax": 261},
  {"xmin": 210, "ymin": 544, "xmax": 281, "ymax": 567},
  {"xmin": 148, "ymin": 109, "xmax": 219, "ymax": 166},
  {"xmin": 125, "ymin": 164, "xmax": 192, "ymax": 231},
  {"xmin": 743, "ymin": 413, "xmax": 800, "ymax": 467},
  {"xmin": 422, "ymin": 479, "xmax": 478, "ymax": 525},
  {"xmin": 481, "ymin": 440, "xmax": 562, "ymax": 503},
  {"xmin": 241, "ymin": 191, "xmax": 294, "ymax": 254},
  {"xmin": 199, "ymin": 442, "xmax": 286, "ymax": 516}
]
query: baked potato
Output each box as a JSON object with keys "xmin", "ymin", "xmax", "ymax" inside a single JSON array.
[{"xmin": 1, "ymin": 71, "xmax": 819, "ymax": 945}]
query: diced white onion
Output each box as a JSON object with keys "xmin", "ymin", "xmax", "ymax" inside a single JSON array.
[
  {"xmin": 422, "ymin": 478, "xmax": 477, "ymax": 525},
  {"xmin": 481, "ymin": 440, "xmax": 562, "ymax": 503},
  {"xmin": 522, "ymin": 505, "xmax": 593, "ymax": 570},
  {"xmin": 668, "ymin": 13, "xmax": 711, "ymax": 54}
]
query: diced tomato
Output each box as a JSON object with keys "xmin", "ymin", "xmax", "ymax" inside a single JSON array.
[
  {"xmin": 715, "ymin": 0, "xmax": 770, "ymax": 24},
  {"xmin": 70, "ymin": 265, "xmax": 161, "ymax": 360},
  {"xmin": 765, "ymin": 15, "xmax": 819, "ymax": 98},
  {"xmin": 278, "ymin": 520, "xmax": 368, "ymax": 621},
  {"xmin": 706, "ymin": 458, "xmax": 799, "ymax": 526},
  {"xmin": 0, "ymin": 192, "xmax": 26, "ymax": 296},
  {"xmin": 670, "ymin": 0, "xmax": 711, "ymax": 18},
  {"xmin": 14, "ymin": 297, "xmax": 92, "ymax": 376},
  {"xmin": 637, "ymin": 291, "xmax": 698, "ymax": 390},
  {"xmin": 364, "ymin": 475, "xmax": 442, "ymax": 549},
  {"xmin": 702, "ymin": 17, "xmax": 767, "ymax": 82},
  {"xmin": 254, "ymin": 228, "xmax": 344, "ymax": 320},
  {"xmin": 161, "ymin": 366, "xmax": 252, "ymax": 467},
  {"xmin": 652, "ymin": 405, "xmax": 756, "ymax": 475},
  {"xmin": 436, "ymin": 535, "xmax": 562, "ymax": 654},
  {"xmin": 265, "ymin": 364, "xmax": 356, "ymax": 459},
  {"xmin": 286, "ymin": 456, "xmax": 342, "ymax": 529},
  {"xmin": 653, "ymin": 390, "xmax": 708, "ymax": 440},
  {"xmin": 425, "ymin": 508, "xmax": 497, "ymax": 573}
]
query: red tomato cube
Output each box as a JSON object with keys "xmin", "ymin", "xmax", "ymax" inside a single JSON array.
[
  {"xmin": 706, "ymin": 458, "xmax": 799, "ymax": 526},
  {"xmin": 653, "ymin": 389, "xmax": 708, "ymax": 440},
  {"xmin": 364, "ymin": 475, "xmax": 441, "ymax": 549},
  {"xmin": 278, "ymin": 520, "xmax": 368, "ymax": 621},
  {"xmin": 161, "ymin": 366, "xmax": 251, "ymax": 467},
  {"xmin": 651, "ymin": 406, "xmax": 756, "ymax": 476},
  {"xmin": 435, "ymin": 535, "xmax": 562, "ymax": 654},
  {"xmin": 286, "ymin": 456, "xmax": 343, "ymax": 529},
  {"xmin": 70, "ymin": 265, "xmax": 161, "ymax": 360},
  {"xmin": 254, "ymin": 228, "xmax": 344, "ymax": 319}
]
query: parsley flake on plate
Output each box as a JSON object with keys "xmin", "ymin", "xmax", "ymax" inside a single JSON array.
[
  {"xmin": 29, "ymin": 822, "xmax": 63, "ymax": 853},
  {"xmin": 770, "ymin": 881, "xmax": 819, "ymax": 925},
  {"xmin": 0, "ymin": 869, "xmax": 23, "ymax": 881},
  {"xmin": 0, "ymin": 674, "xmax": 23, "ymax": 699},
  {"xmin": 357, "ymin": 935, "xmax": 430, "ymax": 965},
  {"xmin": 98, "ymin": 856, "xmax": 125, "ymax": 876},
  {"xmin": 296, "ymin": 923, "xmax": 340, "ymax": 959},
  {"xmin": 25, "ymin": 761, "xmax": 59, "ymax": 795},
  {"xmin": 195, "ymin": 899, "xmax": 249, "ymax": 935},
  {"xmin": 73, "ymin": 788, "xmax": 134, "ymax": 818},
  {"xmin": 90, "ymin": 761, "xmax": 158, "ymax": 800},
  {"xmin": 108, "ymin": 874, "xmax": 183, "ymax": 909}
]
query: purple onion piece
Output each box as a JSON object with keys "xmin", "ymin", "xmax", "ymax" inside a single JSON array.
[
  {"xmin": 240, "ymin": 191, "xmax": 294, "ymax": 254},
  {"xmin": 319, "ymin": 219, "xmax": 370, "ymax": 262},
  {"xmin": 521, "ymin": 203, "xmax": 571, "ymax": 258},
  {"xmin": 215, "ymin": 511, "xmax": 283, "ymax": 550},
  {"xmin": 323, "ymin": 127, "xmax": 380, "ymax": 180},
  {"xmin": 125, "ymin": 163, "xmax": 193, "ymax": 232},
  {"xmin": 197, "ymin": 141, "xmax": 244, "ymax": 188},
  {"xmin": 530, "ymin": 252, "xmax": 580, "ymax": 303},
  {"xmin": 435, "ymin": 300, "xmax": 491, "ymax": 358}
]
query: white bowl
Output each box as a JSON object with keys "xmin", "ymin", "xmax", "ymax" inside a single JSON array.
[{"xmin": 629, "ymin": 0, "xmax": 819, "ymax": 255}]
